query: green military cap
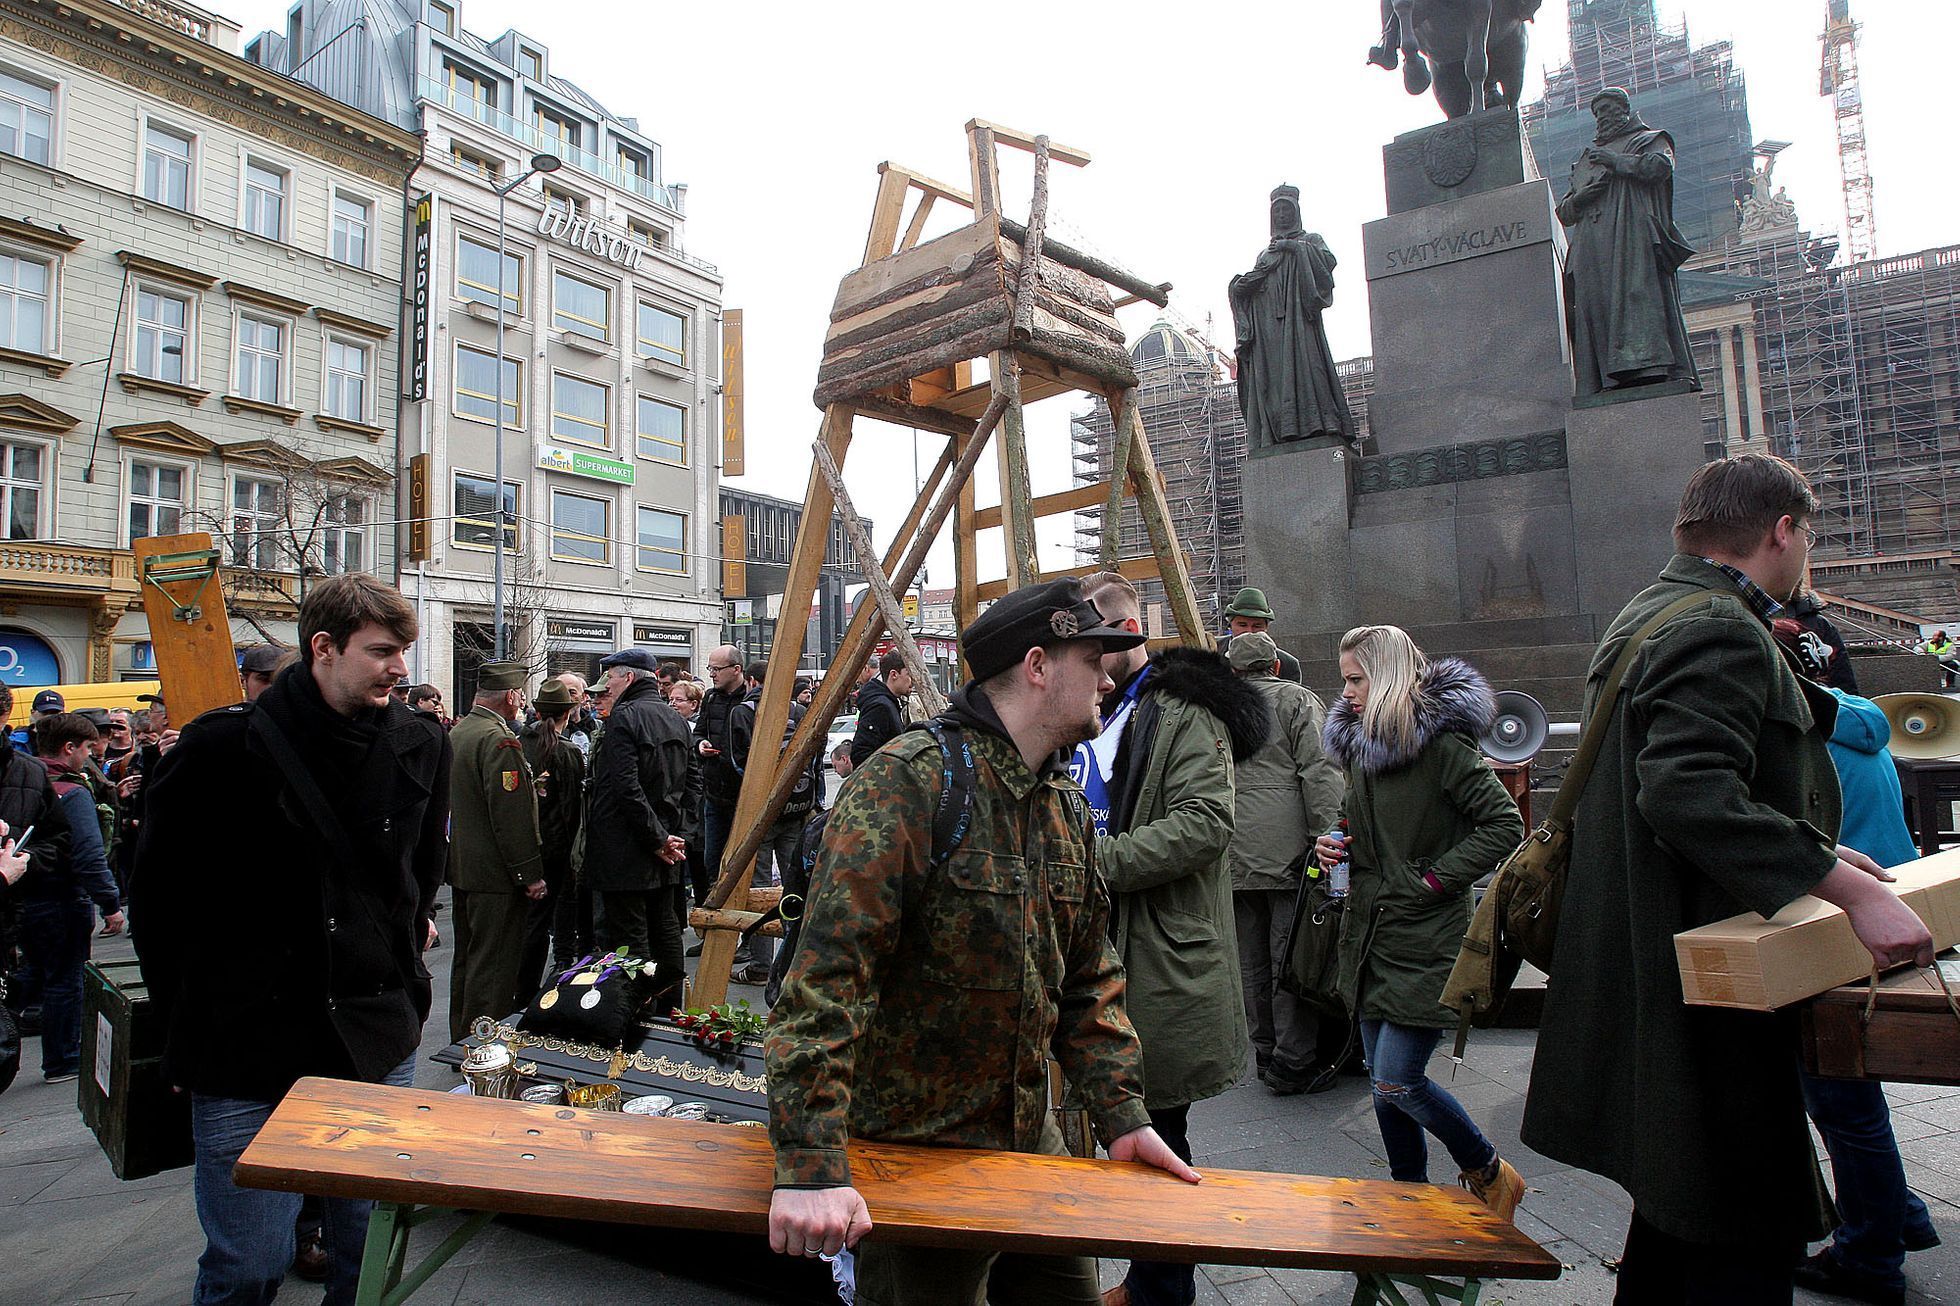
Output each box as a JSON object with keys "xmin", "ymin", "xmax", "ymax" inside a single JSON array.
[
  {"xmin": 477, "ymin": 660, "xmax": 526, "ymax": 690},
  {"xmin": 1226, "ymin": 630, "xmax": 1280, "ymax": 672},
  {"xmin": 532, "ymin": 678, "xmax": 576, "ymax": 710},
  {"xmin": 1224, "ymin": 587, "xmax": 1277, "ymax": 620}
]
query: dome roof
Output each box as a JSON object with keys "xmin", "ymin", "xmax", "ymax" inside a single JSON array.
[{"xmin": 1130, "ymin": 320, "xmax": 1205, "ymax": 367}]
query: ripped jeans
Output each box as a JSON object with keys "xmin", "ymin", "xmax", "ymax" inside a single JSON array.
[{"xmin": 1359, "ymin": 1018, "xmax": 1497, "ymax": 1184}]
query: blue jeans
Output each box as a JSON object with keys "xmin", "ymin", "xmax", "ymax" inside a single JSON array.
[
  {"xmin": 1359, "ymin": 1019, "xmax": 1496, "ymax": 1183},
  {"xmin": 191, "ymin": 1055, "xmax": 415, "ymax": 1304},
  {"xmin": 1801, "ymin": 1070, "xmax": 1938, "ymax": 1290},
  {"xmin": 19, "ymin": 896, "xmax": 93, "ymax": 1077}
]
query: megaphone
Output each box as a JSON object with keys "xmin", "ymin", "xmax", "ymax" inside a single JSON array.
[
  {"xmin": 1876, "ymin": 693, "xmax": 1960, "ymax": 760},
  {"xmin": 1482, "ymin": 690, "xmax": 1549, "ymax": 764}
]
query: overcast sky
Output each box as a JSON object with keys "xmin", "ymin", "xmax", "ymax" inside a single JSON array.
[{"xmin": 242, "ymin": 0, "xmax": 1960, "ymax": 595}]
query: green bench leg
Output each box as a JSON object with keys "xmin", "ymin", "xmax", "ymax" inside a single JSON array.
[
  {"xmin": 354, "ymin": 1201, "xmax": 496, "ymax": 1306},
  {"xmin": 1352, "ymin": 1271, "xmax": 1486, "ymax": 1306}
]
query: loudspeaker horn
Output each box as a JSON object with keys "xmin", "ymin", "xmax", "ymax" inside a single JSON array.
[
  {"xmin": 1876, "ymin": 693, "xmax": 1960, "ymax": 760},
  {"xmin": 1482, "ymin": 690, "xmax": 1549, "ymax": 764}
]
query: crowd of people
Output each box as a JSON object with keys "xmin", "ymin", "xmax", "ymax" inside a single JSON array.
[{"xmin": 0, "ymin": 453, "xmax": 1947, "ymax": 1305}]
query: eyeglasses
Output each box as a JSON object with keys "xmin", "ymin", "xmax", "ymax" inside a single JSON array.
[
  {"xmin": 1797, "ymin": 523, "xmax": 1820, "ymax": 547},
  {"xmin": 708, "ymin": 662, "xmax": 737, "ymax": 672}
]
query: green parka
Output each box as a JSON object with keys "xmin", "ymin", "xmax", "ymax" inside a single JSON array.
[
  {"xmin": 1522, "ymin": 555, "xmax": 1841, "ymax": 1246},
  {"xmin": 1099, "ymin": 648, "xmax": 1272, "ymax": 1109},
  {"xmin": 1228, "ymin": 672, "xmax": 1344, "ymax": 891},
  {"xmin": 1321, "ymin": 658, "xmax": 1524, "ymax": 1029}
]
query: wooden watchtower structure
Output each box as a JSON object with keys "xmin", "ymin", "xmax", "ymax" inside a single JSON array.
[{"xmin": 688, "ymin": 120, "xmax": 1210, "ymax": 1007}]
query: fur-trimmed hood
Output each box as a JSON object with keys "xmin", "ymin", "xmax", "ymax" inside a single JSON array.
[
  {"xmin": 1141, "ymin": 646, "xmax": 1272, "ymax": 762},
  {"xmin": 1322, "ymin": 656, "xmax": 1496, "ymax": 774}
]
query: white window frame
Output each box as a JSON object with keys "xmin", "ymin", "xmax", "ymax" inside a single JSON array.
[
  {"xmin": 323, "ymin": 334, "xmax": 371, "ymax": 423},
  {"xmin": 443, "ymin": 59, "xmax": 497, "ymax": 123},
  {"xmin": 550, "ymin": 371, "xmax": 610, "ymax": 448},
  {"xmin": 452, "ymin": 468, "xmax": 520, "ymax": 553},
  {"xmin": 635, "ymin": 300, "xmax": 686, "ymax": 368},
  {"xmin": 634, "ymin": 504, "xmax": 686, "ymax": 575},
  {"xmin": 549, "ymin": 487, "xmax": 612, "ymax": 566},
  {"xmin": 452, "ymin": 341, "xmax": 522, "ymax": 427},
  {"xmin": 240, "ymin": 155, "xmax": 289, "ymax": 242},
  {"xmin": 516, "ymin": 47, "xmax": 542, "ymax": 81},
  {"xmin": 319, "ymin": 491, "xmax": 369, "ymax": 575},
  {"xmin": 0, "ymin": 64, "xmax": 56, "ymax": 167},
  {"xmin": 533, "ymin": 102, "xmax": 580, "ymax": 152},
  {"xmin": 124, "ymin": 454, "xmax": 193, "ymax": 547},
  {"xmin": 232, "ymin": 310, "xmax": 289, "ymax": 405},
  {"xmin": 455, "ymin": 229, "xmax": 523, "ymax": 315},
  {"xmin": 330, "ymin": 189, "xmax": 372, "ymax": 268},
  {"xmin": 139, "ymin": 116, "xmax": 195, "ymax": 212},
  {"xmin": 551, "ymin": 267, "xmax": 610, "ymax": 341},
  {"xmin": 634, "ymin": 394, "xmax": 686, "ymax": 466},
  {"xmin": 0, "ymin": 246, "xmax": 55, "ymax": 357},
  {"xmin": 427, "ymin": 0, "xmax": 456, "ymax": 36},
  {"xmin": 131, "ymin": 283, "xmax": 195, "ymax": 386},
  {"xmin": 0, "ymin": 436, "xmax": 50, "ymax": 540},
  {"xmin": 228, "ymin": 470, "xmax": 285, "ymax": 571}
]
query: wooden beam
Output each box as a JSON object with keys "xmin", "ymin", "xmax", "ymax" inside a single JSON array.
[
  {"xmin": 933, "ymin": 352, "xmax": 1121, "ymax": 419},
  {"xmin": 964, "ymin": 118, "xmax": 1092, "ymax": 167},
  {"xmin": 877, "ymin": 162, "xmax": 975, "ymax": 210},
  {"xmin": 1106, "ymin": 385, "xmax": 1212, "ymax": 648},
  {"xmin": 976, "ymin": 555, "xmax": 1162, "ymax": 603},
  {"xmin": 966, "ymin": 122, "xmax": 1001, "ymax": 218},
  {"xmin": 1102, "ymin": 390, "xmax": 1137, "ymax": 564},
  {"xmin": 898, "ymin": 191, "xmax": 936, "ymax": 253},
  {"xmin": 862, "ymin": 165, "xmax": 912, "ymax": 268},
  {"xmin": 1010, "ymin": 135, "xmax": 1051, "ymax": 344},
  {"xmin": 972, "ymin": 481, "xmax": 1122, "ymax": 531},
  {"xmin": 812, "ymin": 438, "xmax": 947, "ymax": 718},
  {"xmin": 694, "ymin": 404, "xmax": 856, "ymax": 1007},
  {"xmin": 1000, "ymin": 219, "xmax": 1169, "ymax": 309},
  {"xmin": 992, "ymin": 356, "xmax": 1037, "ymax": 588}
]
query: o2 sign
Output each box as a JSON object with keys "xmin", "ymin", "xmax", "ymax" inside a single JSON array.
[{"xmin": 0, "ymin": 628, "xmax": 62, "ymax": 685}]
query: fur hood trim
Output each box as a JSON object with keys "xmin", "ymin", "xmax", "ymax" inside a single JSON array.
[
  {"xmin": 1321, "ymin": 656, "xmax": 1496, "ymax": 774},
  {"xmin": 1143, "ymin": 646, "xmax": 1273, "ymax": 762}
]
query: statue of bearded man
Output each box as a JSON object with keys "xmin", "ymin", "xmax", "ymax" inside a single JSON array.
[
  {"xmin": 1556, "ymin": 87, "xmax": 1700, "ymax": 400},
  {"xmin": 1228, "ymin": 185, "xmax": 1354, "ymax": 449}
]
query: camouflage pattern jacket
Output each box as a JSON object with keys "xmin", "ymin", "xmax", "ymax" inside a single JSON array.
[{"xmin": 765, "ymin": 686, "xmax": 1151, "ymax": 1189}]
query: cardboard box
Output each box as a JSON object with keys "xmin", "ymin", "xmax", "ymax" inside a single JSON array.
[{"xmin": 1675, "ymin": 850, "xmax": 1960, "ymax": 1010}]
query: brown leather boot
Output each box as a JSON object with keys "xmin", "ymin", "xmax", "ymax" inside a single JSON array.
[{"xmin": 1459, "ymin": 1157, "xmax": 1525, "ymax": 1224}]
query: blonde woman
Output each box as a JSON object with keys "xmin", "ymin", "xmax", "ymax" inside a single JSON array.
[{"xmin": 1317, "ymin": 625, "xmax": 1527, "ymax": 1220}]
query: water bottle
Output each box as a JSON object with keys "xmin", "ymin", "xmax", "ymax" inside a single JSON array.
[{"xmin": 1326, "ymin": 821, "xmax": 1350, "ymax": 898}]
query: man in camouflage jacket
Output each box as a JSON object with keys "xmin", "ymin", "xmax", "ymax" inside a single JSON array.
[{"xmin": 766, "ymin": 579, "xmax": 1199, "ymax": 1305}]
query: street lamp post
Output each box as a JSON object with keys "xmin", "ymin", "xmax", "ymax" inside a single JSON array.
[{"xmin": 491, "ymin": 150, "xmax": 562, "ymax": 660}]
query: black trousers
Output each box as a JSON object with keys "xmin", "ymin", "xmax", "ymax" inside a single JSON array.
[
  {"xmin": 1614, "ymin": 1209, "xmax": 1800, "ymax": 1305},
  {"xmin": 598, "ymin": 884, "xmax": 687, "ymax": 1015},
  {"xmin": 1122, "ymin": 1104, "xmax": 1196, "ymax": 1306}
]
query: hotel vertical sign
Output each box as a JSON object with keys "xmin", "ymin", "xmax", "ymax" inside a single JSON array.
[
  {"xmin": 721, "ymin": 309, "xmax": 745, "ymax": 476},
  {"xmin": 408, "ymin": 194, "xmax": 433, "ymax": 401}
]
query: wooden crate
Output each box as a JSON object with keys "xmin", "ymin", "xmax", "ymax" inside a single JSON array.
[
  {"xmin": 80, "ymin": 959, "xmax": 192, "ymax": 1180},
  {"xmin": 1801, "ymin": 958, "xmax": 1960, "ymax": 1087}
]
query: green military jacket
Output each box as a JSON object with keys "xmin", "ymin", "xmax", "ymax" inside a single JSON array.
[
  {"xmin": 1229, "ymin": 673, "xmax": 1343, "ymax": 891},
  {"xmin": 447, "ymin": 705, "xmax": 543, "ymax": 893},
  {"xmin": 766, "ymin": 703, "xmax": 1151, "ymax": 1190},
  {"xmin": 1523, "ymin": 555, "xmax": 1841, "ymax": 1246}
]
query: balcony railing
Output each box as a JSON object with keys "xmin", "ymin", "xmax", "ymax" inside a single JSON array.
[
  {"xmin": 0, "ymin": 542, "xmax": 141, "ymax": 595},
  {"xmin": 421, "ymin": 77, "xmax": 687, "ymax": 216}
]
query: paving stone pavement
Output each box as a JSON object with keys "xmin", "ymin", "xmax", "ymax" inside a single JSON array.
[{"xmin": 4, "ymin": 895, "xmax": 1955, "ymax": 1304}]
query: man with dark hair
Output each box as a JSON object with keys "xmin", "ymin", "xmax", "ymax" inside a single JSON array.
[
  {"xmin": 407, "ymin": 683, "xmax": 446, "ymax": 720},
  {"xmin": 587, "ymin": 648, "xmax": 693, "ymax": 1011},
  {"xmin": 446, "ymin": 660, "xmax": 545, "ymax": 1042},
  {"xmin": 1078, "ymin": 571, "xmax": 1269, "ymax": 1306},
  {"xmin": 17, "ymin": 713, "xmax": 104, "ymax": 1083},
  {"xmin": 849, "ymin": 649, "xmax": 913, "ymax": 768},
  {"xmin": 1523, "ymin": 454, "xmax": 1933, "ymax": 1302},
  {"xmin": 238, "ymin": 644, "xmax": 297, "ymax": 702},
  {"xmin": 133, "ymin": 571, "xmax": 450, "ymax": 1302},
  {"xmin": 767, "ymin": 579, "xmax": 1195, "ymax": 1300}
]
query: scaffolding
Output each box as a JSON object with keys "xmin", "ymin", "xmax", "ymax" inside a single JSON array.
[
  {"xmin": 1821, "ymin": 0, "xmax": 1879, "ymax": 264},
  {"xmin": 1523, "ymin": 2, "xmax": 1753, "ymax": 252}
]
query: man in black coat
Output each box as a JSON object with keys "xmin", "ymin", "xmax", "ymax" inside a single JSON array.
[
  {"xmin": 848, "ymin": 650, "xmax": 913, "ymax": 768},
  {"xmin": 132, "ymin": 574, "xmax": 450, "ymax": 1304},
  {"xmin": 586, "ymin": 647, "xmax": 693, "ymax": 1013},
  {"xmin": 694, "ymin": 644, "xmax": 748, "ymax": 903}
]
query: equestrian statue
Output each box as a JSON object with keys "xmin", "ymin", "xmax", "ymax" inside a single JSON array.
[{"xmin": 1368, "ymin": 0, "xmax": 1545, "ymax": 119}]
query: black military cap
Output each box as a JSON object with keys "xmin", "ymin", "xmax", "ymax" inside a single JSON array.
[
  {"xmin": 961, "ymin": 577, "xmax": 1144, "ymax": 682},
  {"xmin": 599, "ymin": 647, "xmax": 661, "ymax": 674}
]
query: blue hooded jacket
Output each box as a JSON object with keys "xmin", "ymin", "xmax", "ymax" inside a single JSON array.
[{"xmin": 1824, "ymin": 688, "xmax": 1919, "ymax": 870}]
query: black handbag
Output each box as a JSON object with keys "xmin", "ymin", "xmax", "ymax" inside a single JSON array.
[{"xmin": 1278, "ymin": 859, "xmax": 1347, "ymax": 1018}]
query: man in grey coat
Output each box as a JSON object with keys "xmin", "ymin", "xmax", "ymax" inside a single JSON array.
[
  {"xmin": 1225, "ymin": 632, "xmax": 1343, "ymax": 1095},
  {"xmin": 1522, "ymin": 454, "xmax": 1933, "ymax": 1302}
]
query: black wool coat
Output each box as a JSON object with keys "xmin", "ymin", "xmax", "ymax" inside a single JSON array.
[
  {"xmin": 583, "ymin": 676, "xmax": 695, "ymax": 893},
  {"xmin": 131, "ymin": 664, "xmax": 452, "ymax": 1100}
]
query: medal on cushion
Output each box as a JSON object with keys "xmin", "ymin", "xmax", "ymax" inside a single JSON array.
[
  {"xmin": 580, "ymin": 990, "xmax": 601, "ymax": 1010},
  {"xmin": 538, "ymin": 988, "xmax": 560, "ymax": 1010}
]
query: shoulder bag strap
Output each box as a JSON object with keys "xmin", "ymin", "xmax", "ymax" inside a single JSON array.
[{"xmin": 1546, "ymin": 590, "xmax": 1720, "ymax": 828}]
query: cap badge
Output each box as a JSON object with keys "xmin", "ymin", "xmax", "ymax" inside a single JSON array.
[{"xmin": 1050, "ymin": 609, "xmax": 1080, "ymax": 639}]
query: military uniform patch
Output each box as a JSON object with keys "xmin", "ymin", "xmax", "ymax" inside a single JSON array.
[{"xmin": 501, "ymin": 769, "xmax": 519, "ymax": 792}]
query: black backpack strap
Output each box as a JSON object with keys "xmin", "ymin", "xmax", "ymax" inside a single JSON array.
[{"xmin": 920, "ymin": 720, "xmax": 976, "ymax": 869}]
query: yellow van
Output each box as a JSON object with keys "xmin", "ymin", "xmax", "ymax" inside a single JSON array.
[{"xmin": 5, "ymin": 680, "xmax": 162, "ymax": 730}]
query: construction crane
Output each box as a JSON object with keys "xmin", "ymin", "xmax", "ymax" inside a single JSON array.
[{"xmin": 1820, "ymin": 0, "xmax": 1878, "ymax": 263}]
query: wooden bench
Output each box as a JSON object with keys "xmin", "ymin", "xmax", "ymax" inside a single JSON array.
[{"xmin": 237, "ymin": 1078, "xmax": 1561, "ymax": 1306}]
